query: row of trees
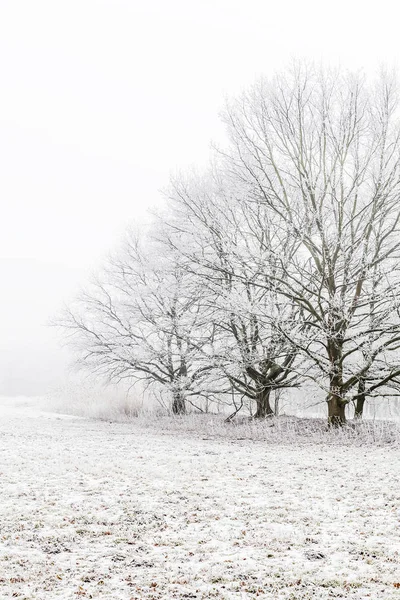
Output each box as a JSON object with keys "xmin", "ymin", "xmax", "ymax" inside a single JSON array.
[{"xmin": 60, "ymin": 64, "xmax": 400, "ymax": 424}]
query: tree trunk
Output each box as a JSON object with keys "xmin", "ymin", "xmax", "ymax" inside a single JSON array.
[
  {"xmin": 254, "ymin": 389, "xmax": 274, "ymax": 418},
  {"xmin": 274, "ymin": 389, "xmax": 281, "ymax": 417},
  {"xmin": 354, "ymin": 378, "xmax": 366, "ymax": 418},
  {"xmin": 327, "ymin": 385, "xmax": 346, "ymax": 426},
  {"xmin": 327, "ymin": 337, "xmax": 346, "ymax": 426},
  {"xmin": 172, "ymin": 391, "xmax": 186, "ymax": 415}
]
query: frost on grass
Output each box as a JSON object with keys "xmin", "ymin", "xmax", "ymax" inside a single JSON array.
[{"xmin": 1, "ymin": 400, "xmax": 400, "ymax": 599}]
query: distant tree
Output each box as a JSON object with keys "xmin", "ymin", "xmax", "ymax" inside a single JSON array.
[{"xmin": 58, "ymin": 231, "xmax": 215, "ymax": 414}]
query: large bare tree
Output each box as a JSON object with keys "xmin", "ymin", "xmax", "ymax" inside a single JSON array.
[{"xmin": 219, "ymin": 64, "xmax": 400, "ymax": 423}]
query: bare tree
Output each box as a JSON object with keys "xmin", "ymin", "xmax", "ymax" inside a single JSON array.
[
  {"xmin": 219, "ymin": 63, "xmax": 400, "ymax": 423},
  {"xmin": 58, "ymin": 231, "xmax": 215, "ymax": 414},
  {"xmin": 163, "ymin": 169, "xmax": 306, "ymax": 418}
]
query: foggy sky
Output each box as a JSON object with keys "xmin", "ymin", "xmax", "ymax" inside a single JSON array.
[{"xmin": 1, "ymin": 0, "xmax": 399, "ymax": 396}]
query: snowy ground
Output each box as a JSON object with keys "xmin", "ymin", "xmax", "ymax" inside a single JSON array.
[{"xmin": 1, "ymin": 398, "xmax": 400, "ymax": 599}]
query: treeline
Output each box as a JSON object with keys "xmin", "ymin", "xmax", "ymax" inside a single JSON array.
[{"xmin": 59, "ymin": 64, "xmax": 400, "ymax": 424}]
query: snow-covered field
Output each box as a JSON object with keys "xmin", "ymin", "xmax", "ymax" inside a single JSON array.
[{"xmin": 1, "ymin": 398, "xmax": 400, "ymax": 599}]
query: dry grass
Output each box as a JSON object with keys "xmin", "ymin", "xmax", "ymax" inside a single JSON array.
[
  {"xmin": 40, "ymin": 381, "xmax": 147, "ymax": 421},
  {"xmin": 39, "ymin": 383, "xmax": 400, "ymax": 446},
  {"xmin": 133, "ymin": 413, "xmax": 400, "ymax": 447}
]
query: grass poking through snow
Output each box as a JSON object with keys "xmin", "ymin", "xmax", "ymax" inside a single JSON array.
[{"xmin": 0, "ymin": 399, "xmax": 399, "ymax": 598}]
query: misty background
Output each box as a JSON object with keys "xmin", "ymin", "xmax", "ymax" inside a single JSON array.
[{"xmin": 1, "ymin": 0, "xmax": 399, "ymax": 396}]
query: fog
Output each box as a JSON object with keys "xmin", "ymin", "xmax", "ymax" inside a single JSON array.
[{"xmin": 1, "ymin": 0, "xmax": 399, "ymax": 396}]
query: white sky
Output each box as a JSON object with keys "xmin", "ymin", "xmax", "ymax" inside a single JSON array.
[{"xmin": 1, "ymin": 0, "xmax": 399, "ymax": 395}]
